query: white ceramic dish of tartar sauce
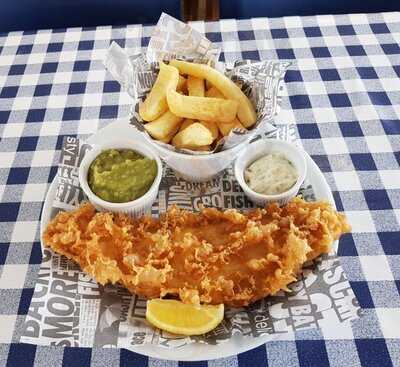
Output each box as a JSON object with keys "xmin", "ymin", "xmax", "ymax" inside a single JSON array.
[{"xmin": 234, "ymin": 139, "xmax": 307, "ymax": 206}]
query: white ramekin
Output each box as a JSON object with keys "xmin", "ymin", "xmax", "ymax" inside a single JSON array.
[
  {"xmin": 143, "ymin": 133, "xmax": 252, "ymax": 182},
  {"xmin": 234, "ymin": 139, "xmax": 307, "ymax": 206},
  {"xmin": 79, "ymin": 139, "xmax": 162, "ymax": 217}
]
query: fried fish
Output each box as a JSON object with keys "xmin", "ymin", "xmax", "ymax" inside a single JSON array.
[{"xmin": 43, "ymin": 197, "xmax": 350, "ymax": 307}]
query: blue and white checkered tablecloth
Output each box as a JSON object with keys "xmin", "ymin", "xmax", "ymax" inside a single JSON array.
[{"xmin": 0, "ymin": 11, "xmax": 399, "ymax": 367}]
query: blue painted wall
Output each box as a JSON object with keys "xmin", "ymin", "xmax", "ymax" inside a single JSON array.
[
  {"xmin": 0, "ymin": 0, "xmax": 399, "ymax": 33},
  {"xmin": 220, "ymin": 0, "xmax": 399, "ymax": 19},
  {"xmin": 0, "ymin": 0, "xmax": 180, "ymax": 32}
]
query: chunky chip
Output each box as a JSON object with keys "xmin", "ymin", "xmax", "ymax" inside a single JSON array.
[
  {"xmin": 167, "ymin": 89, "xmax": 238, "ymax": 123},
  {"xmin": 139, "ymin": 62, "xmax": 179, "ymax": 122},
  {"xmin": 170, "ymin": 60, "xmax": 257, "ymax": 127},
  {"xmin": 144, "ymin": 110, "xmax": 183, "ymax": 140},
  {"xmin": 179, "ymin": 119, "xmax": 218, "ymax": 141},
  {"xmin": 199, "ymin": 121, "xmax": 219, "ymax": 140},
  {"xmin": 205, "ymin": 86, "xmax": 246, "ymax": 135},
  {"xmin": 187, "ymin": 76, "xmax": 205, "ymax": 97},
  {"xmin": 172, "ymin": 122, "xmax": 213, "ymax": 148}
]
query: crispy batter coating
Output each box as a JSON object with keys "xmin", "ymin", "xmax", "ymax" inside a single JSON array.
[{"xmin": 43, "ymin": 197, "xmax": 350, "ymax": 307}]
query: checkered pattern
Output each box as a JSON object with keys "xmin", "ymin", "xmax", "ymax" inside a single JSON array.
[{"xmin": 1, "ymin": 11, "xmax": 400, "ymax": 367}]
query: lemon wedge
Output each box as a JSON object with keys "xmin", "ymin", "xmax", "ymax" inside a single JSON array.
[{"xmin": 146, "ymin": 299, "xmax": 224, "ymax": 336}]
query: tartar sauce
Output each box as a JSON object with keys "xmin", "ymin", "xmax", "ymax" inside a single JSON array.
[{"xmin": 244, "ymin": 152, "xmax": 298, "ymax": 195}]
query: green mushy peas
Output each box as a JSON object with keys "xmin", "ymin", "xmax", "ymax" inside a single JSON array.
[{"xmin": 88, "ymin": 149, "xmax": 157, "ymax": 203}]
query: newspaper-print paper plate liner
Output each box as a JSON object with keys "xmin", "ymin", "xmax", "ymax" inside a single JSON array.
[{"xmin": 34, "ymin": 120, "xmax": 360, "ymax": 361}]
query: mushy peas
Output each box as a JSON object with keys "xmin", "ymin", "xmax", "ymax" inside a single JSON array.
[
  {"xmin": 244, "ymin": 152, "xmax": 298, "ymax": 195},
  {"xmin": 88, "ymin": 149, "xmax": 157, "ymax": 203}
]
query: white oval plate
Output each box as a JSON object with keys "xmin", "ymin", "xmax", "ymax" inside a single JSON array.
[{"xmin": 40, "ymin": 120, "xmax": 335, "ymax": 361}]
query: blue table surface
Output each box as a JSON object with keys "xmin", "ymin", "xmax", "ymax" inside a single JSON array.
[{"xmin": 0, "ymin": 11, "xmax": 399, "ymax": 367}]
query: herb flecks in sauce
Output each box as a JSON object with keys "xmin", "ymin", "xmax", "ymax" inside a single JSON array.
[{"xmin": 245, "ymin": 152, "xmax": 298, "ymax": 195}]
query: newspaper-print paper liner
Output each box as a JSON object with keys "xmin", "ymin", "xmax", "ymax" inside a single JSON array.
[
  {"xmin": 104, "ymin": 13, "xmax": 291, "ymax": 155},
  {"xmin": 20, "ymin": 128, "xmax": 360, "ymax": 350},
  {"xmin": 146, "ymin": 13, "xmax": 221, "ymax": 64}
]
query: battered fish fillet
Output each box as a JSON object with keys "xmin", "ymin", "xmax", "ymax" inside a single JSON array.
[{"xmin": 43, "ymin": 197, "xmax": 350, "ymax": 307}]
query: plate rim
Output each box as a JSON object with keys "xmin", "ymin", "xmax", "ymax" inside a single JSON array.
[{"xmin": 39, "ymin": 121, "xmax": 336, "ymax": 361}]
